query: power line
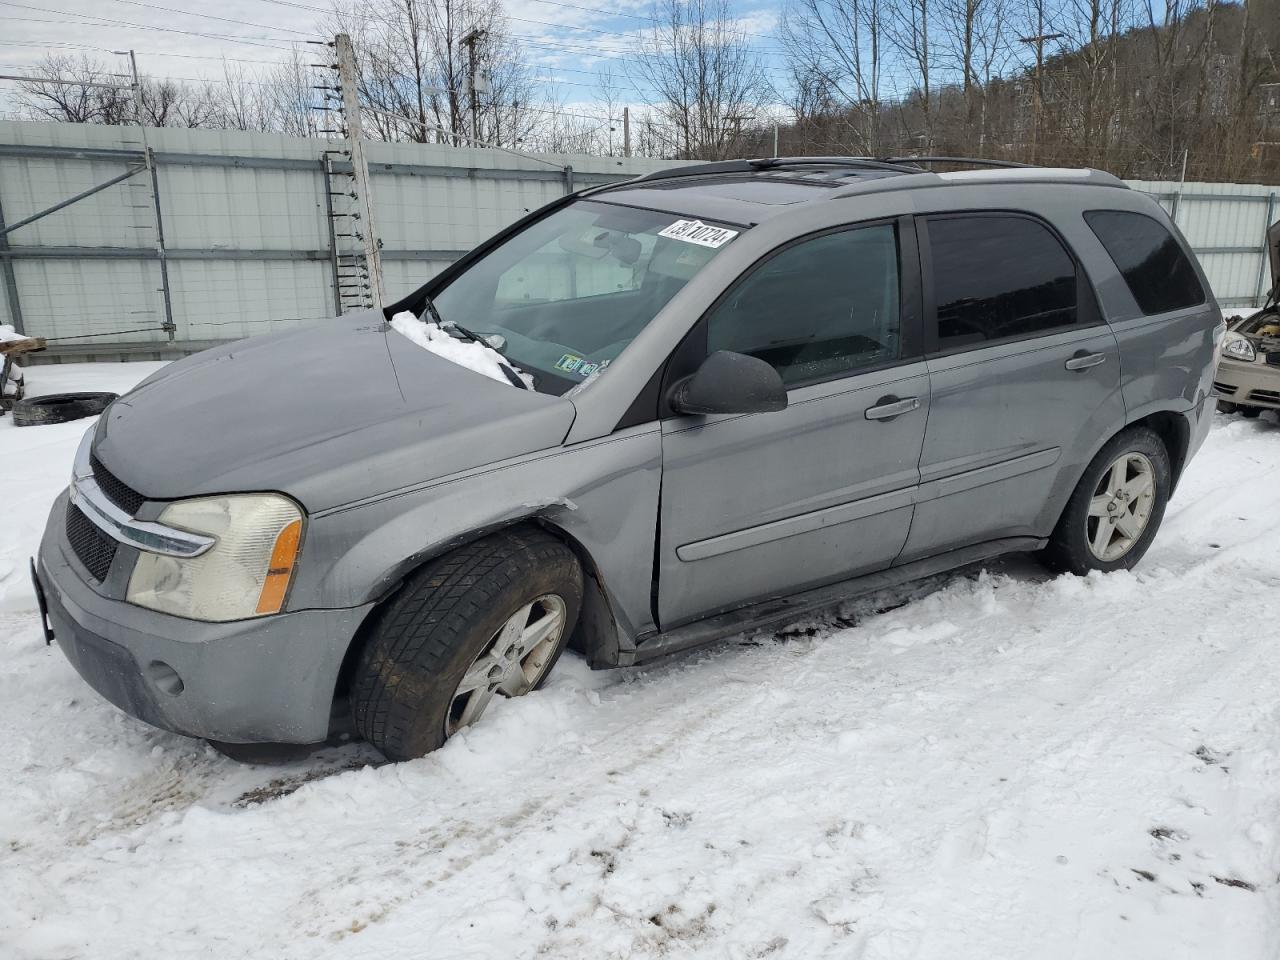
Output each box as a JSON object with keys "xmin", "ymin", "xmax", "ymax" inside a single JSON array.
[
  {"xmin": 0, "ymin": 40, "xmax": 297, "ymax": 66},
  {"xmin": 0, "ymin": 2, "xmax": 303, "ymax": 50},
  {"xmin": 98, "ymin": 0, "xmax": 316, "ymax": 37}
]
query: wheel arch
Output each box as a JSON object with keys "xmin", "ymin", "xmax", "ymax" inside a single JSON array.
[
  {"xmin": 1043, "ymin": 405, "xmax": 1192, "ymax": 543},
  {"xmin": 1128, "ymin": 409, "xmax": 1191, "ymax": 489},
  {"xmin": 330, "ymin": 516, "xmax": 622, "ymax": 707}
]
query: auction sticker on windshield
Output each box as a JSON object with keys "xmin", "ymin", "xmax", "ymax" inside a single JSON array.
[{"xmin": 658, "ymin": 219, "xmax": 739, "ymax": 248}]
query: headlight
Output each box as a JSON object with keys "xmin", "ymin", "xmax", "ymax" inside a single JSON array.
[
  {"xmin": 127, "ymin": 495, "xmax": 303, "ymax": 621},
  {"xmin": 1223, "ymin": 332, "xmax": 1256, "ymax": 362}
]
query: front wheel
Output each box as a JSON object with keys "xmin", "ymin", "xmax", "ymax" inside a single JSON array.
[
  {"xmin": 1042, "ymin": 427, "xmax": 1171, "ymax": 576},
  {"xmin": 349, "ymin": 528, "xmax": 582, "ymax": 761}
]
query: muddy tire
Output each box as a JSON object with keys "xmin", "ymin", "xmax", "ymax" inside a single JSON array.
[
  {"xmin": 11, "ymin": 391, "xmax": 117, "ymax": 427},
  {"xmin": 350, "ymin": 528, "xmax": 582, "ymax": 761},
  {"xmin": 1042, "ymin": 426, "xmax": 1171, "ymax": 576}
]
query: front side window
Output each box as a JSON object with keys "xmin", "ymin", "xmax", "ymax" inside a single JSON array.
[
  {"xmin": 1084, "ymin": 209, "xmax": 1205, "ymax": 315},
  {"xmin": 706, "ymin": 224, "xmax": 901, "ymax": 386},
  {"xmin": 927, "ymin": 214, "xmax": 1079, "ymax": 350},
  {"xmin": 431, "ymin": 200, "xmax": 738, "ymax": 394}
]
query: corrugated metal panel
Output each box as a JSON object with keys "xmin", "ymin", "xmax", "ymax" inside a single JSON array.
[
  {"xmin": 12, "ymin": 258, "xmax": 165, "ymax": 341},
  {"xmin": 1, "ymin": 118, "xmax": 1273, "ymax": 352}
]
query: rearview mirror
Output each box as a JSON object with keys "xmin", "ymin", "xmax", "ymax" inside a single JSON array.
[{"xmin": 669, "ymin": 350, "xmax": 788, "ymax": 416}]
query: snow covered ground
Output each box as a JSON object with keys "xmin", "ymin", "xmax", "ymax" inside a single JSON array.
[{"xmin": 3, "ymin": 362, "xmax": 1279, "ymax": 960}]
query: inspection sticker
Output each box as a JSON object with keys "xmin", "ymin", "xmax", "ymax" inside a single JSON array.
[{"xmin": 658, "ymin": 219, "xmax": 738, "ymax": 248}]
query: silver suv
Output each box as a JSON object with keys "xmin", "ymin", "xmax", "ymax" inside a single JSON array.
[{"xmin": 32, "ymin": 158, "xmax": 1222, "ymax": 762}]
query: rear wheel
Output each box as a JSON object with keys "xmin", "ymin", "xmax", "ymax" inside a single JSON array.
[
  {"xmin": 349, "ymin": 528, "xmax": 582, "ymax": 761},
  {"xmin": 1042, "ymin": 427, "xmax": 1171, "ymax": 576}
]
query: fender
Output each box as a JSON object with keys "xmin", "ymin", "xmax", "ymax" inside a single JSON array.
[{"xmin": 296, "ymin": 423, "xmax": 663, "ymax": 661}]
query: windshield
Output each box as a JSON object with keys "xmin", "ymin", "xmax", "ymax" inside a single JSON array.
[{"xmin": 429, "ymin": 200, "xmax": 740, "ymax": 395}]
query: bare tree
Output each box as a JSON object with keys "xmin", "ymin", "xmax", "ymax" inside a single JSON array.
[
  {"xmin": 935, "ymin": 0, "xmax": 1010, "ymax": 152},
  {"xmin": 779, "ymin": 0, "xmax": 888, "ymax": 152},
  {"xmin": 631, "ymin": 0, "xmax": 773, "ymax": 159},
  {"xmin": 12, "ymin": 54, "xmax": 130, "ymax": 124},
  {"xmin": 323, "ymin": 0, "xmax": 540, "ymax": 148},
  {"xmin": 886, "ymin": 0, "xmax": 935, "ymax": 147}
]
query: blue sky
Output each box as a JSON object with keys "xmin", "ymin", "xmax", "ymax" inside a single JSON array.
[{"xmin": 0, "ymin": 0, "xmax": 798, "ymax": 124}]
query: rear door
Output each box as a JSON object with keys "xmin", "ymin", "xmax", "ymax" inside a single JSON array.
[
  {"xmin": 657, "ymin": 219, "xmax": 929, "ymax": 627},
  {"xmin": 898, "ymin": 212, "xmax": 1126, "ymax": 562}
]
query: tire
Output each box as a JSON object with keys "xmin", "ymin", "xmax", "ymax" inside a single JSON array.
[
  {"xmin": 1216, "ymin": 400, "xmax": 1238, "ymax": 414},
  {"xmin": 11, "ymin": 391, "xmax": 117, "ymax": 427},
  {"xmin": 350, "ymin": 528, "xmax": 583, "ymax": 761},
  {"xmin": 1239, "ymin": 405, "xmax": 1262, "ymax": 419},
  {"xmin": 1041, "ymin": 426, "xmax": 1172, "ymax": 576}
]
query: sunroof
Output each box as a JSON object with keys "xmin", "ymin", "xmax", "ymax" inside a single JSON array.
[{"xmin": 639, "ymin": 168, "xmax": 899, "ymax": 205}]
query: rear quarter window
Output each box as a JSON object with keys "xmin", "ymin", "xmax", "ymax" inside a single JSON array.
[{"xmin": 1084, "ymin": 210, "xmax": 1205, "ymax": 315}]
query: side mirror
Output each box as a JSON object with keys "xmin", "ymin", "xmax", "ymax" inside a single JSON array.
[{"xmin": 669, "ymin": 350, "xmax": 788, "ymax": 416}]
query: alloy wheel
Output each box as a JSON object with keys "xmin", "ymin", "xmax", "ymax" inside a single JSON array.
[
  {"xmin": 1085, "ymin": 452, "xmax": 1156, "ymax": 562},
  {"xmin": 444, "ymin": 594, "xmax": 567, "ymax": 737}
]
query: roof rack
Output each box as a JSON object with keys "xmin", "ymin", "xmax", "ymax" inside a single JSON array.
[
  {"xmin": 628, "ymin": 156, "xmax": 916, "ymax": 184},
  {"xmin": 880, "ymin": 156, "xmax": 1034, "ymax": 169}
]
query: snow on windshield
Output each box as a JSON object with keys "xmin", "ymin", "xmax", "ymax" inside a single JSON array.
[{"xmin": 389, "ymin": 311, "xmax": 532, "ymax": 388}]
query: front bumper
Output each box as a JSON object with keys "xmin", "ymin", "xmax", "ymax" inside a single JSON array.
[
  {"xmin": 37, "ymin": 491, "xmax": 374, "ymax": 745},
  {"xmin": 1213, "ymin": 356, "xmax": 1280, "ymax": 409}
]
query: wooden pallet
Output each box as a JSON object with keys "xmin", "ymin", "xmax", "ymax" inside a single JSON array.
[{"xmin": 1, "ymin": 335, "xmax": 46, "ymax": 410}]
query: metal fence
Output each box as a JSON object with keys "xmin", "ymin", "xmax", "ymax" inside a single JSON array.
[
  {"xmin": 0, "ymin": 119, "xmax": 1275, "ymax": 362},
  {"xmin": 0, "ymin": 121, "xmax": 682, "ymax": 360}
]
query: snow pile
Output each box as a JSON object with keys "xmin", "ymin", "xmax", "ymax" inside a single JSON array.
[
  {"xmin": 390, "ymin": 311, "xmax": 530, "ymax": 387},
  {"xmin": 0, "ymin": 323, "xmax": 25, "ymax": 343},
  {"xmin": 1, "ymin": 369, "xmax": 1279, "ymax": 958}
]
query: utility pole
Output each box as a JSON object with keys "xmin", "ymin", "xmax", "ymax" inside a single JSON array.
[
  {"xmin": 126, "ymin": 50, "xmax": 142, "ymax": 124},
  {"xmin": 119, "ymin": 49, "xmax": 175, "ymax": 340},
  {"xmin": 334, "ymin": 33, "xmax": 384, "ymax": 309},
  {"xmin": 460, "ymin": 28, "xmax": 486, "ymax": 148},
  {"xmin": 623, "ymin": 106, "xmax": 631, "ymax": 158},
  {"xmin": 1018, "ymin": 20, "xmax": 1062, "ymax": 163}
]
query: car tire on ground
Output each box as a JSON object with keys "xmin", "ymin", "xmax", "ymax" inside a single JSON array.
[
  {"xmin": 1216, "ymin": 400, "xmax": 1238, "ymax": 414},
  {"xmin": 1238, "ymin": 405, "xmax": 1262, "ymax": 419},
  {"xmin": 349, "ymin": 527, "xmax": 583, "ymax": 761},
  {"xmin": 1041, "ymin": 426, "xmax": 1172, "ymax": 576},
  {"xmin": 10, "ymin": 392, "xmax": 118, "ymax": 427}
]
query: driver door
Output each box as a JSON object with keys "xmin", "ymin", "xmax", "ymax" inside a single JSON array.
[{"xmin": 656, "ymin": 219, "xmax": 930, "ymax": 628}]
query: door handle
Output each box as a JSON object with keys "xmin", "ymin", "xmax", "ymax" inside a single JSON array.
[
  {"xmin": 1065, "ymin": 351, "xmax": 1107, "ymax": 371},
  {"xmin": 864, "ymin": 396, "xmax": 920, "ymax": 421}
]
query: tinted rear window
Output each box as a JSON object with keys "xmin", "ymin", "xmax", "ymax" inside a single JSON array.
[
  {"xmin": 927, "ymin": 214, "xmax": 1079, "ymax": 349},
  {"xmin": 1084, "ymin": 210, "xmax": 1204, "ymax": 315}
]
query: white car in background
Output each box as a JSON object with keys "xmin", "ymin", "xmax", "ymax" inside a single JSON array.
[{"xmin": 1215, "ymin": 221, "xmax": 1280, "ymax": 417}]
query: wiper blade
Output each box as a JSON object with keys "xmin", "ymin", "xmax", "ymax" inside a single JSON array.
[
  {"xmin": 421, "ymin": 293, "xmax": 446, "ymax": 328},
  {"xmin": 435, "ymin": 312, "xmax": 531, "ymax": 391}
]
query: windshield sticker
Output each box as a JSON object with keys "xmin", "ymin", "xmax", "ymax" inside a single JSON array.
[
  {"xmin": 658, "ymin": 219, "xmax": 738, "ymax": 248},
  {"xmin": 555, "ymin": 354, "xmax": 608, "ymax": 379},
  {"xmin": 556, "ymin": 353, "xmax": 584, "ymax": 373}
]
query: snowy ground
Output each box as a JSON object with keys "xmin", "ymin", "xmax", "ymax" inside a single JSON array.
[{"xmin": 3, "ymin": 362, "xmax": 1279, "ymax": 960}]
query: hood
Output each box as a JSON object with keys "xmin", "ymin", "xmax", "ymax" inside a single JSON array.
[
  {"xmin": 1269, "ymin": 219, "xmax": 1279, "ymax": 297},
  {"xmin": 94, "ymin": 313, "xmax": 576, "ymax": 512}
]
